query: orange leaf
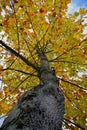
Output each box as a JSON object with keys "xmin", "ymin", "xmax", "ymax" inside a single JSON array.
[{"xmin": 3, "ymin": 20, "xmax": 8, "ymax": 26}]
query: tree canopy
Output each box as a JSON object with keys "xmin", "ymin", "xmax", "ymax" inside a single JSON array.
[{"xmin": 0, "ymin": 0, "xmax": 87, "ymax": 129}]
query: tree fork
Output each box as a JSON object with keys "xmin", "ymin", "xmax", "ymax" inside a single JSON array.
[
  {"xmin": 0, "ymin": 41, "xmax": 65, "ymax": 130},
  {"xmin": 0, "ymin": 40, "xmax": 39, "ymax": 71}
]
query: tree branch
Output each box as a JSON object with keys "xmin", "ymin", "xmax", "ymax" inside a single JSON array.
[
  {"xmin": 1, "ymin": 68, "xmax": 37, "ymax": 76},
  {"xmin": 64, "ymin": 118, "xmax": 85, "ymax": 130},
  {"xmin": 36, "ymin": 46, "xmax": 49, "ymax": 70},
  {"xmin": 0, "ymin": 40, "xmax": 39, "ymax": 71},
  {"xmin": 59, "ymin": 77, "xmax": 87, "ymax": 91},
  {"xmin": 58, "ymin": 38, "xmax": 87, "ymax": 59},
  {"xmin": 63, "ymin": 91, "xmax": 83, "ymax": 112},
  {"xmin": 0, "ymin": 75, "xmax": 30, "ymax": 103},
  {"xmin": 13, "ymin": 7, "xmax": 20, "ymax": 53}
]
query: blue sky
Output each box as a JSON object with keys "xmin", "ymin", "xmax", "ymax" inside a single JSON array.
[
  {"xmin": 68, "ymin": 0, "xmax": 87, "ymax": 14},
  {"xmin": 71, "ymin": 0, "xmax": 87, "ymax": 9}
]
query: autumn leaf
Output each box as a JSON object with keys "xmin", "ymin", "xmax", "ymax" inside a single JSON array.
[
  {"xmin": 0, "ymin": 0, "xmax": 87, "ymax": 129},
  {"xmin": 80, "ymin": 8, "xmax": 86, "ymax": 15}
]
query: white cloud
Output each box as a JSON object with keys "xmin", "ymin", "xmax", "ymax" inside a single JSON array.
[{"xmin": 67, "ymin": 3, "xmax": 80, "ymax": 14}]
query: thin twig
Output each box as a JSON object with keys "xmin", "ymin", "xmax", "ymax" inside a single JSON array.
[
  {"xmin": 0, "ymin": 40, "xmax": 39, "ymax": 71},
  {"xmin": 59, "ymin": 77, "xmax": 87, "ymax": 91},
  {"xmin": 1, "ymin": 68, "xmax": 37, "ymax": 76},
  {"xmin": 64, "ymin": 118, "xmax": 85, "ymax": 130},
  {"xmin": 0, "ymin": 75, "xmax": 30, "ymax": 103},
  {"xmin": 22, "ymin": 36, "xmax": 38, "ymax": 65},
  {"xmin": 58, "ymin": 38, "xmax": 87, "ymax": 58},
  {"xmin": 63, "ymin": 91, "xmax": 83, "ymax": 112},
  {"xmin": 13, "ymin": 6, "xmax": 20, "ymax": 53}
]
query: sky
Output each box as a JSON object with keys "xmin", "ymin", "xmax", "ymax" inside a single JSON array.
[
  {"xmin": 68, "ymin": 0, "xmax": 87, "ymax": 34},
  {"xmin": 72, "ymin": 0, "xmax": 87, "ymax": 8},
  {"xmin": 0, "ymin": 0, "xmax": 87, "ymax": 127},
  {"xmin": 68, "ymin": 0, "xmax": 87, "ymax": 14}
]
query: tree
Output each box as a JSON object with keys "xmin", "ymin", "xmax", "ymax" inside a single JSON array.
[{"xmin": 0, "ymin": 0, "xmax": 87, "ymax": 129}]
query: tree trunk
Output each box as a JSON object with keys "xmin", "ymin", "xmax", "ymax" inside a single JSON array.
[{"xmin": 0, "ymin": 47, "xmax": 65, "ymax": 130}]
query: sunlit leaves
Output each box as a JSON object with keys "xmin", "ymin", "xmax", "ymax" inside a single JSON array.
[
  {"xmin": 61, "ymin": 80, "xmax": 87, "ymax": 128},
  {"xmin": 80, "ymin": 8, "xmax": 87, "ymax": 15},
  {"xmin": 0, "ymin": 0, "xmax": 87, "ymax": 129}
]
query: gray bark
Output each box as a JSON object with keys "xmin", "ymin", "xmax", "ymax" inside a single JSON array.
[{"xmin": 0, "ymin": 47, "xmax": 65, "ymax": 130}]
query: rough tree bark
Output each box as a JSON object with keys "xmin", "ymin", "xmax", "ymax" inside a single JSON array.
[{"xmin": 0, "ymin": 43, "xmax": 65, "ymax": 130}]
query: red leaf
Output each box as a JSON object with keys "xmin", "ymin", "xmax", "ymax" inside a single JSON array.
[
  {"xmin": 53, "ymin": 12, "xmax": 56, "ymax": 17},
  {"xmin": 3, "ymin": 20, "xmax": 8, "ymax": 26},
  {"xmin": 20, "ymin": 28, "xmax": 24, "ymax": 31},
  {"xmin": 13, "ymin": 0, "xmax": 18, "ymax": 3},
  {"xmin": 39, "ymin": 8, "xmax": 45, "ymax": 13}
]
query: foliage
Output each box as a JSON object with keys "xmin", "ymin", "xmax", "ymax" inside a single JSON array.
[{"xmin": 0, "ymin": 0, "xmax": 87, "ymax": 129}]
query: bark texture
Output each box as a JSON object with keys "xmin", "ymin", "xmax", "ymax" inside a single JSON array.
[{"xmin": 0, "ymin": 47, "xmax": 65, "ymax": 130}]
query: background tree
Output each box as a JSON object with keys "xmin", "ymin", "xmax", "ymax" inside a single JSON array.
[{"xmin": 0, "ymin": 0, "xmax": 87, "ymax": 129}]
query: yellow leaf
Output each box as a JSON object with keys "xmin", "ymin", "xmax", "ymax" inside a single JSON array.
[
  {"xmin": 0, "ymin": 91, "xmax": 4, "ymax": 99},
  {"xmin": 0, "ymin": 65, "xmax": 3, "ymax": 70},
  {"xmin": 79, "ymin": 8, "xmax": 86, "ymax": 15}
]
